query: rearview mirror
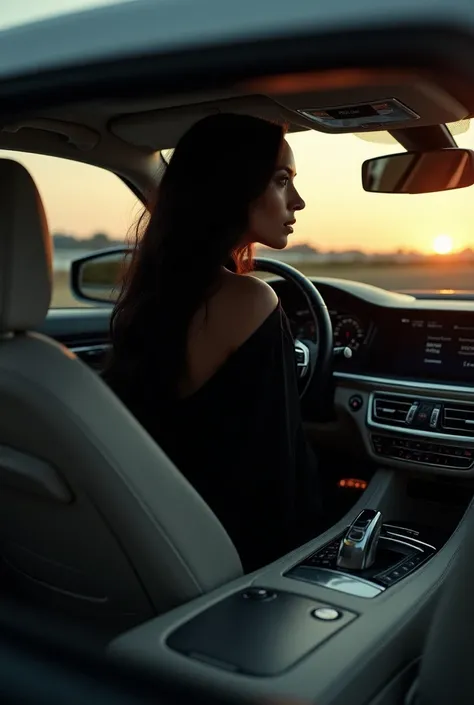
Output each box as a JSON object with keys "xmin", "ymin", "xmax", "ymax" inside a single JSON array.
[
  {"xmin": 70, "ymin": 248, "xmax": 131, "ymax": 304},
  {"xmin": 362, "ymin": 148, "xmax": 474, "ymax": 194}
]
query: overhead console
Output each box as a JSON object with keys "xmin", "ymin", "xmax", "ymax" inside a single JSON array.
[{"xmin": 276, "ymin": 71, "xmax": 468, "ymax": 134}]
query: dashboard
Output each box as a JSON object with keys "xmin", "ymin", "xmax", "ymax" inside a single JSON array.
[
  {"xmin": 41, "ymin": 276, "xmax": 474, "ymax": 479},
  {"xmin": 271, "ymin": 277, "xmax": 474, "ymax": 386}
]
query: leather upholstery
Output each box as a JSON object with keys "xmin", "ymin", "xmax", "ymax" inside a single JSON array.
[
  {"xmin": 418, "ymin": 509, "xmax": 474, "ymax": 705},
  {"xmin": 0, "ymin": 160, "xmax": 52, "ymax": 332},
  {"xmin": 0, "ymin": 159, "xmax": 242, "ymax": 634}
]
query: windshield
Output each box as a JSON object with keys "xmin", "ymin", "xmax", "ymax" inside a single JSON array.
[
  {"xmin": 276, "ymin": 122, "xmax": 474, "ymax": 293},
  {"xmin": 0, "ymin": 0, "xmax": 131, "ymax": 31}
]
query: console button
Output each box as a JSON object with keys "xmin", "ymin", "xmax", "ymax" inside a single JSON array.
[
  {"xmin": 242, "ymin": 588, "xmax": 276, "ymax": 601},
  {"xmin": 312, "ymin": 607, "xmax": 342, "ymax": 621}
]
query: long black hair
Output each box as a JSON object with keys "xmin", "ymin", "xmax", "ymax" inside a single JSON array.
[{"xmin": 104, "ymin": 113, "xmax": 286, "ymax": 410}]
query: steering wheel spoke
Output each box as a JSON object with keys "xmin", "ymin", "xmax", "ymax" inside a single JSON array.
[{"xmin": 294, "ymin": 340, "xmax": 310, "ymax": 379}]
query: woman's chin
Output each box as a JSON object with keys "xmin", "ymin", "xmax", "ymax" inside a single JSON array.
[{"xmin": 263, "ymin": 235, "xmax": 288, "ymax": 250}]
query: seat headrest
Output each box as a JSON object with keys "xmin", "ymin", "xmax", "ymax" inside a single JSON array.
[{"xmin": 0, "ymin": 159, "xmax": 52, "ymax": 333}]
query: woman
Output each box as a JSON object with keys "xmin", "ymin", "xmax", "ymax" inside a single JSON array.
[{"xmin": 104, "ymin": 113, "xmax": 326, "ymax": 572}]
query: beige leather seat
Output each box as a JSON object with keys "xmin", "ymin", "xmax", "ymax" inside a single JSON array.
[{"xmin": 0, "ymin": 159, "xmax": 242, "ymax": 635}]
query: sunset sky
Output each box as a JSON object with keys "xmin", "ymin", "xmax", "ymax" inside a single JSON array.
[
  {"xmin": 3, "ymin": 125, "xmax": 474, "ymax": 255},
  {"xmin": 2, "ymin": 1, "xmax": 474, "ymax": 255}
]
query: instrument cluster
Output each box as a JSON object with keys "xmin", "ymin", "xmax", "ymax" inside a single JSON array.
[{"xmin": 290, "ymin": 307, "xmax": 369, "ymax": 353}]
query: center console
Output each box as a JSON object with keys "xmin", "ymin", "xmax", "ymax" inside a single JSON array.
[
  {"xmin": 145, "ymin": 510, "xmax": 448, "ymax": 679},
  {"xmin": 109, "ymin": 467, "xmax": 471, "ymax": 705}
]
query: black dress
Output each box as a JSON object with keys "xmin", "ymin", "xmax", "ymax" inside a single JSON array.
[{"xmin": 110, "ymin": 303, "xmax": 325, "ymax": 572}]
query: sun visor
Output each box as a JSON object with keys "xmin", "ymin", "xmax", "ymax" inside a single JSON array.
[{"xmin": 109, "ymin": 95, "xmax": 311, "ymax": 151}]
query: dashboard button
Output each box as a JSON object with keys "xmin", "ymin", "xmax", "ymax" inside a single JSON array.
[{"xmin": 349, "ymin": 395, "xmax": 363, "ymax": 412}]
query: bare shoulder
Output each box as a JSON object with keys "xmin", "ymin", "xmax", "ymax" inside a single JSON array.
[
  {"xmin": 184, "ymin": 271, "xmax": 279, "ymax": 394},
  {"xmin": 193, "ymin": 271, "xmax": 278, "ymax": 349},
  {"xmin": 216, "ymin": 272, "xmax": 278, "ymax": 350},
  {"xmin": 230, "ymin": 272, "xmax": 279, "ymax": 312}
]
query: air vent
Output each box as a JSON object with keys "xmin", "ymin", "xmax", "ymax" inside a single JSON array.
[
  {"xmin": 372, "ymin": 394, "xmax": 413, "ymax": 426},
  {"xmin": 442, "ymin": 403, "xmax": 474, "ymax": 437}
]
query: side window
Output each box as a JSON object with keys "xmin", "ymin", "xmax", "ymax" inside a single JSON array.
[{"xmin": 0, "ymin": 151, "xmax": 141, "ymax": 308}]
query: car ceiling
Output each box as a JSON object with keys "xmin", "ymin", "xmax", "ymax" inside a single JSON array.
[
  {"xmin": 2, "ymin": 0, "xmax": 474, "ymax": 196},
  {"xmin": 0, "ymin": 65, "xmax": 470, "ymax": 193}
]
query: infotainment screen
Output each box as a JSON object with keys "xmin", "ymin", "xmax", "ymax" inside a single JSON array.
[{"xmin": 375, "ymin": 312, "xmax": 474, "ymax": 381}]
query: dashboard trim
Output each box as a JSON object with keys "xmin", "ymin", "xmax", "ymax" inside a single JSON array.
[
  {"xmin": 367, "ymin": 390, "xmax": 474, "ymax": 443},
  {"xmin": 335, "ymin": 371, "xmax": 474, "ymax": 395}
]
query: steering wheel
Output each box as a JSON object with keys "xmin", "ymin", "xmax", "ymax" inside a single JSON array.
[{"xmin": 253, "ymin": 257, "xmax": 347, "ymax": 418}]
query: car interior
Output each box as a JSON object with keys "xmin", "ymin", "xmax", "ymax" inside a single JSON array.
[{"xmin": 3, "ymin": 1, "xmax": 474, "ymax": 704}]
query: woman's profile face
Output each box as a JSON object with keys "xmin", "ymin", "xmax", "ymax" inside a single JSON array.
[{"xmin": 247, "ymin": 139, "xmax": 305, "ymax": 250}]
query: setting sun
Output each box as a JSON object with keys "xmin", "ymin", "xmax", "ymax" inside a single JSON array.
[{"xmin": 433, "ymin": 234, "xmax": 454, "ymax": 255}]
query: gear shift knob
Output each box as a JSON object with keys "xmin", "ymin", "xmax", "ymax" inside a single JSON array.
[{"xmin": 337, "ymin": 509, "xmax": 383, "ymax": 571}]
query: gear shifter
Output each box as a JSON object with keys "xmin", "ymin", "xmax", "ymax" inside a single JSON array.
[{"xmin": 336, "ymin": 509, "xmax": 383, "ymax": 571}]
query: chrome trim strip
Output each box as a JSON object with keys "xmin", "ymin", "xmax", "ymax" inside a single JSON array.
[
  {"xmin": 335, "ymin": 371, "xmax": 474, "ymax": 395},
  {"xmin": 383, "ymin": 531, "xmax": 436, "ymax": 551},
  {"xmin": 384, "ymin": 523, "xmax": 420, "ymax": 535},
  {"xmin": 70, "ymin": 344, "xmax": 111, "ymax": 354},
  {"xmin": 379, "ymin": 536, "xmax": 424, "ymax": 553}
]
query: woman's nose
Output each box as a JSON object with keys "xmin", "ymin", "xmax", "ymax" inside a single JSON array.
[{"xmin": 293, "ymin": 191, "xmax": 305, "ymax": 211}]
